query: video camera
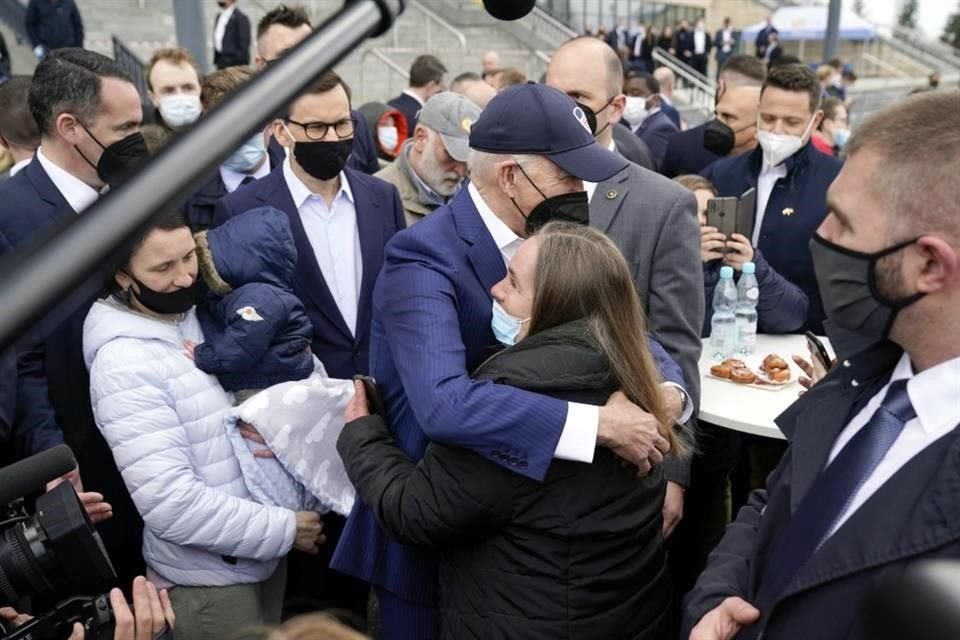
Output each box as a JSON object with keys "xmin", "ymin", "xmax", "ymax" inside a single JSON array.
[{"xmin": 0, "ymin": 445, "xmax": 117, "ymax": 639}]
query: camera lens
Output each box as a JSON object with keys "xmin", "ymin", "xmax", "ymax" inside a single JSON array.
[{"xmin": 0, "ymin": 518, "xmax": 57, "ymax": 602}]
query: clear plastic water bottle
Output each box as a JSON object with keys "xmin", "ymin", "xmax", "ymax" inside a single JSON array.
[
  {"xmin": 710, "ymin": 266, "xmax": 738, "ymax": 360},
  {"xmin": 735, "ymin": 262, "xmax": 760, "ymax": 356}
]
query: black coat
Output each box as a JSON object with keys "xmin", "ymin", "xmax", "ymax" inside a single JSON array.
[
  {"xmin": 213, "ymin": 7, "xmax": 251, "ymax": 69},
  {"xmin": 338, "ymin": 324, "xmax": 671, "ymax": 639},
  {"xmin": 683, "ymin": 341, "xmax": 960, "ymax": 640},
  {"xmin": 659, "ymin": 122, "xmax": 720, "ymax": 178},
  {"xmin": 25, "ymin": 0, "xmax": 83, "ymax": 50}
]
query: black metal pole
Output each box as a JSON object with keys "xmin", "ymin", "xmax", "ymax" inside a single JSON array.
[
  {"xmin": 0, "ymin": 0, "xmax": 403, "ymax": 353},
  {"xmin": 824, "ymin": 0, "xmax": 842, "ymax": 61}
]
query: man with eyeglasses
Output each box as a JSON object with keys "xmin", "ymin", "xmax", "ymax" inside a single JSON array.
[
  {"xmin": 253, "ymin": 3, "xmax": 380, "ymax": 175},
  {"xmin": 214, "ymin": 69, "xmax": 405, "ymax": 386}
]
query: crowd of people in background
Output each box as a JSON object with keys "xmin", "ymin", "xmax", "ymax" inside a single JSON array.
[{"xmin": 0, "ymin": 2, "xmax": 959, "ymax": 640}]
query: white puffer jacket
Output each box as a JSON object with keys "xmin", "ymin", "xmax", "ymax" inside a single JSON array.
[{"xmin": 83, "ymin": 299, "xmax": 297, "ymax": 587}]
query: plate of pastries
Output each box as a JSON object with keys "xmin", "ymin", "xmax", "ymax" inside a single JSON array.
[{"xmin": 708, "ymin": 354, "xmax": 794, "ymax": 390}]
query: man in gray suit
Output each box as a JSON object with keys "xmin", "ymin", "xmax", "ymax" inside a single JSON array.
[{"xmin": 547, "ymin": 36, "xmax": 704, "ymax": 537}]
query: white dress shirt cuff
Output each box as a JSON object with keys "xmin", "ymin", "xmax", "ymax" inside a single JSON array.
[
  {"xmin": 663, "ymin": 381, "xmax": 693, "ymax": 424},
  {"xmin": 554, "ymin": 403, "xmax": 599, "ymax": 463}
]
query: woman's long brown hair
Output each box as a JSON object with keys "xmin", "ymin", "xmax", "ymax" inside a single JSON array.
[{"xmin": 527, "ymin": 222, "xmax": 690, "ymax": 457}]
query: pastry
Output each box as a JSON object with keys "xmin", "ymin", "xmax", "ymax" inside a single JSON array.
[
  {"xmin": 762, "ymin": 354, "xmax": 788, "ymax": 373},
  {"xmin": 771, "ymin": 368, "xmax": 791, "ymax": 382},
  {"xmin": 730, "ymin": 368, "xmax": 756, "ymax": 384},
  {"xmin": 711, "ymin": 364, "xmax": 732, "ymax": 379},
  {"xmin": 722, "ymin": 358, "xmax": 746, "ymax": 370}
]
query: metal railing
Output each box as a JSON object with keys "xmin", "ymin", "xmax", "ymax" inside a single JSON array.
[
  {"xmin": 112, "ymin": 36, "xmax": 149, "ymax": 102},
  {"xmin": 359, "ymin": 46, "xmax": 410, "ymax": 103},
  {"xmin": 890, "ymin": 25, "xmax": 960, "ymax": 71},
  {"xmin": 401, "ymin": 0, "xmax": 467, "ymax": 54},
  {"xmin": 860, "ymin": 52, "xmax": 910, "ymax": 79},
  {"xmin": 520, "ymin": 5, "xmax": 577, "ymax": 49},
  {"xmin": 651, "ymin": 46, "xmax": 713, "ymax": 119}
]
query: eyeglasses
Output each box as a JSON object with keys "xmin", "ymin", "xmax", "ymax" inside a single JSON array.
[{"xmin": 285, "ymin": 117, "xmax": 356, "ymax": 141}]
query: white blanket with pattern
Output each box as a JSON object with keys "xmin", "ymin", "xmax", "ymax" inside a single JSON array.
[{"xmin": 225, "ymin": 363, "xmax": 356, "ymax": 516}]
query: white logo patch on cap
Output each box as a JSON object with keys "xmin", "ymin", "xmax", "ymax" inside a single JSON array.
[
  {"xmin": 572, "ymin": 106, "xmax": 591, "ymax": 133},
  {"xmin": 237, "ymin": 306, "xmax": 264, "ymax": 322}
]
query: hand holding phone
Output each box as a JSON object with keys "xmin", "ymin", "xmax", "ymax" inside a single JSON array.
[{"xmin": 793, "ymin": 333, "xmax": 834, "ymax": 393}]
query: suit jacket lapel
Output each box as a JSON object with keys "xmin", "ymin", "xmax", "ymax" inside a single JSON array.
[
  {"xmin": 351, "ymin": 172, "xmax": 384, "ymax": 345},
  {"xmin": 783, "ymin": 424, "xmax": 960, "ymax": 600},
  {"xmin": 589, "ymin": 167, "xmax": 630, "ymax": 234},
  {"xmin": 452, "ymin": 189, "xmax": 506, "ymax": 295},
  {"xmin": 257, "ymin": 173, "xmax": 352, "ymax": 339},
  {"xmin": 27, "ymin": 157, "xmax": 73, "ymax": 225}
]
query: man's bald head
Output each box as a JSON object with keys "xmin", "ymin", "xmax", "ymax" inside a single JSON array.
[
  {"xmin": 548, "ymin": 36, "xmax": 622, "ymax": 101},
  {"xmin": 653, "ymin": 67, "xmax": 675, "ymax": 96}
]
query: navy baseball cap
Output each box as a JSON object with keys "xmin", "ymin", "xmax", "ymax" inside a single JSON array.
[{"xmin": 468, "ymin": 82, "xmax": 628, "ymax": 183}]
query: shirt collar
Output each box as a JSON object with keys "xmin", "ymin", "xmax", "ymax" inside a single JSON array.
[
  {"xmin": 36, "ymin": 146, "xmax": 100, "ymax": 214},
  {"xmin": 9, "ymin": 157, "xmax": 31, "ymax": 177},
  {"xmin": 893, "ymin": 353, "xmax": 960, "ymax": 434},
  {"xmin": 583, "ymin": 139, "xmax": 618, "ymax": 201},
  {"xmin": 219, "ymin": 158, "xmax": 271, "ymax": 193},
  {"xmin": 468, "ymin": 181, "xmax": 521, "ymax": 261},
  {"xmin": 403, "ymin": 88, "xmax": 426, "ymax": 106},
  {"xmin": 282, "ymin": 156, "xmax": 354, "ymax": 209}
]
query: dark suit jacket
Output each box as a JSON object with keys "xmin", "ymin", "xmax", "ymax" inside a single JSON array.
[
  {"xmin": 703, "ymin": 142, "xmax": 842, "ymax": 332},
  {"xmin": 25, "ymin": 0, "xmax": 83, "ymax": 50},
  {"xmin": 636, "ymin": 109, "xmax": 680, "ymax": 170},
  {"xmin": 756, "ymin": 25, "xmax": 778, "ymax": 57},
  {"xmin": 659, "ymin": 122, "xmax": 720, "ymax": 178},
  {"xmin": 660, "ymin": 100, "xmax": 682, "ymax": 129},
  {"xmin": 675, "ymin": 28, "xmax": 695, "ymax": 61},
  {"xmin": 766, "ymin": 43, "xmax": 784, "ymax": 65},
  {"xmin": 213, "ymin": 166, "xmax": 406, "ymax": 379},
  {"xmin": 213, "ymin": 7, "xmax": 251, "ymax": 68},
  {"xmin": 683, "ymin": 341, "xmax": 960, "ymax": 640},
  {"xmin": 611, "ymin": 123, "xmax": 656, "ymax": 171},
  {"xmin": 0, "ymin": 156, "xmax": 143, "ymax": 578},
  {"xmin": 387, "ymin": 92, "xmax": 423, "ymax": 132},
  {"xmin": 331, "ymin": 186, "xmax": 685, "ymax": 603}
]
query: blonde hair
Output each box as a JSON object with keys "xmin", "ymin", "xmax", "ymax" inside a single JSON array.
[
  {"xmin": 146, "ymin": 47, "xmax": 203, "ymax": 92},
  {"xmin": 530, "ymin": 223, "xmax": 691, "ymax": 457},
  {"xmin": 230, "ymin": 613, "xmax": 368, "ymax": 640}
]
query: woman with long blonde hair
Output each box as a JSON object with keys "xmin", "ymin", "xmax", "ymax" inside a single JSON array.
[{"xmin": 339, "ymin": 222, "xmax": 688, "ymax": 639}]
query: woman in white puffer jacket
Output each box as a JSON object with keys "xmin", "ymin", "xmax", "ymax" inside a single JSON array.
[{"xmin": 83, "ymin": 212, "xmax": 323, "ymax": 640}]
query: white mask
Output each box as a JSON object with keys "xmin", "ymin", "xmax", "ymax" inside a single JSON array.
[
  {"xmin": 158, "ymin": 94, "xmax": 202, "ymax": 130},
  {"xmin": 378, "ymin": 125, "xmax": 399, "ymax": 153},
  {"xmin": 622, "ymin": 96, "xmax": 649, "ymax": 128},
  {"xmin": 756, "ymin": 114, "xmax": 817, "ymax": 167}
]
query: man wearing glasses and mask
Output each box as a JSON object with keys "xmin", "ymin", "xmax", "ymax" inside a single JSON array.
[{"xmin": 215, "ymin": 70, "xmax": 405, "ymax": 382}]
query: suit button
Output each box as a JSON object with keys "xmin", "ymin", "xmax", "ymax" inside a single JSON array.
[
  {"xmin": 519, "ymin": 461, "xmax": 528, "ymax": 470},
  {"xmin": 509, "ymin": 456, "xmax": 518, "ymax": 466}
]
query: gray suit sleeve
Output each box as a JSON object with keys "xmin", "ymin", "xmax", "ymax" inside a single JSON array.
[{"xmin": 648, "ymin": 189, "xmax": 705, "ymax": 486}]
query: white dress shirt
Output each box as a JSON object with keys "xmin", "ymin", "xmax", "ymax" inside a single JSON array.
[
  {"xmin": 753, "ymin": 160, "xmax": 787, "ymax": 246},
  {"xmin": 468, "ymin": 182, "xmax": 599, "ymax": 463},
  {"xmin": 36, "ymin": 147, "xmax": 100, "ymax": 214},
  {"xmin": 826, "ymin": 353, "xmax": 960, "ymax": 538},
  {"xmin": 721, "ymin": 28, "xmax": 735, "ymax": 53},
  {"xmin": 283, "ymin": 158, "xmax": 362, "ymax": 335},
  {"xmin": 694, "ymin": 29, "xmax": 707, "ymax": 55},
  {"xmin": 219, "ymin": 158, "xmax": 271, "ymax": 194},
  {"xmin": 214, "ymin": 5, "xmax": 236, "ymax": 53},
  {"xmin": 402, "ymin": 89, "xmax": 425, "ymax": 107}
]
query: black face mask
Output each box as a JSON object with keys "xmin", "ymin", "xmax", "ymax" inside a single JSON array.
[
  {"xmin": 127, "ymin": 274, "xmax": 201, "ymax": 315},
  {"xmin": 292, "ymin": 138, "xmax": 354, "ymax": 181},
  {"xmin": 703, "ymin": 119, "xmax": 754, "ymax": 157},
  {"xmin": 575, "ymin": 98, "xmax": 615, "ymax": 138},
  {"xmin": 810, "ymin": 235, "xmax": 925, "ymax": 341},
  {"xmin": 76, "ymin": 123, "xmax": 150, "ymax": 188},
  {"xmin": 511, "ymin": 163, "xmax": 590, "ymax": 235}
]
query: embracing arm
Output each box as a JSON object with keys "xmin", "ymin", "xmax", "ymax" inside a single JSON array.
[
  {"xmin": 90, "ymin": 345, "xmax": 296, "ymax": 560},
  {"xmin": 338, "ymin": 415, "xmax": 512, "ymax": 547},
  {"xmin": 754, "ymin": 250, "xmax": 808, "ymax": 334}
]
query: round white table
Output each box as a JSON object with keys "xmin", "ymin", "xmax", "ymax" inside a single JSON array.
[{"xmin": 699, "ymin": 334, "xmax": 827, "ymax": 440}]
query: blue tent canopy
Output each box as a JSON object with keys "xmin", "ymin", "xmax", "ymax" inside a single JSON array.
[{"xmin": 742, "ymin": 7, "xmax": 877, "ymax": 42}]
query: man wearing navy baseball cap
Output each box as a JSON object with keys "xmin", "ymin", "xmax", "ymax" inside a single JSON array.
[{"xmin": 332, "ymin": 82, "xmax": 690, "ymax": 638}]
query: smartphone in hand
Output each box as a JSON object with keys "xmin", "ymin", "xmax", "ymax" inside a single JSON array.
[
  {"xmin": 353, "ymin": 375, "xmax": 386, "ymax": 416},
  {"xmin": 805, "ymin": 331, "xmax": 833, "ymax": 372}
]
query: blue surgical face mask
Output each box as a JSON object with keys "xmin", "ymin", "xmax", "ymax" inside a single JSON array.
[
  {"xmin": 222, "ymin": 133, "xmax": 267, "ymax": 173},
  {"xmin": 158, "ymin": 94, "xmax": 202, "ymax": 130},
  {"xmin": 491, "ymin": 300, "xmax": 529, "ymax": 347},
  {"xmin": 833, "ymin": 128, "xmax": 851, "ymax": 150}
]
